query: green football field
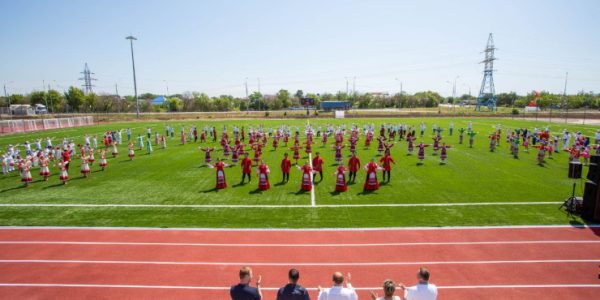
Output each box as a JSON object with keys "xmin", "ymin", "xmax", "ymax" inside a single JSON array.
[{"xmin": 0, "ymin": 117, "xmax": 597, "ymax": 228}]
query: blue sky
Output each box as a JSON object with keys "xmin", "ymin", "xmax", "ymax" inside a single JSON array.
[{"xmin": 1, "ymin": 0, "xmax": 599, "ymax": 97}]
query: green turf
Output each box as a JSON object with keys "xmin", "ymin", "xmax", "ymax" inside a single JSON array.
[{"xmin": 0, "ymin": 117, "xmax": 597, "ymax": 228}]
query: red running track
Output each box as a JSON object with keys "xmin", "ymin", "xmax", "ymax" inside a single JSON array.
[{"xmin": 0, "ymin": 226, "xmax": 599, "ymax": 299}]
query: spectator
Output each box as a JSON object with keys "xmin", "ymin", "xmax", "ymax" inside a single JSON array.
[
  {"xmin": 399, "ymin": 268, "xmax": 437, "ymax": 300},
  {"xmin": 370, "ymin": 279, "xmax": 400, "ymax": 300},
  {"xmin": 317, "ymin": 272, "xmax": 357, "ymax": 300},
  {"xmin": 230, "ymin": 266, "xmax": 262, "ymax": 300},
  {"xmin": 277, "ymin": 268, "xmax": 310, "ymax": 300}
]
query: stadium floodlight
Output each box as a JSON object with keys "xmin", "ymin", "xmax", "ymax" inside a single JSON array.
[{"xmin": 125, "ymin": 36, "xmax": 139, "ymax": 118}]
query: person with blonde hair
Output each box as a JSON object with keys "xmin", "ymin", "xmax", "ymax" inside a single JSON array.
[{"xmin": 370, "ymin": 279, "xmax": 400, "ymax": 300}]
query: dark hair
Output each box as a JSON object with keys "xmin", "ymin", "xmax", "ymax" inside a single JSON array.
[
  {"xmin": 288, "ymin": 268, "xmax": 300, "ymax": 282},
  {"xmin": 418, "ymin": 267, "xmax": 430, "ymax": 281},
  {"xmin": 332, "ymin": 272, "xmax": 344, "ymax": 284},
  {"xmin": 239, "ymin": 266, "xmax": 252, "ymax": 279}
]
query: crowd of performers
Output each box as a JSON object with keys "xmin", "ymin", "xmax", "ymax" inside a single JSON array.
[{"xmin": 2, "ymin": 122, "xmax": 600, "ymax": 192}]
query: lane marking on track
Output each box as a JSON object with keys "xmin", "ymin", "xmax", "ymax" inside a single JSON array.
[
  {"xmin": 0, "ymin": 259, "xmax": 598, "ymax": 266},
  {"xmin": 0, "ymin": 283, "xmax": 597, "ymax": 291},
  {"xmin": 1, "ymin": 224, "xmax": 599, "ymax": 231},
  {"xmin": 0, "ymin": 240, "xmax": 598, "ymax": 247},
  {"xmin": 0, "ymin": 201, "xmax": 563, "ymax": 208}
]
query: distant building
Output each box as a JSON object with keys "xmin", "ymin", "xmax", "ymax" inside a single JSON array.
[
  {"xmin": 321, "ymin": 101, "xmax": 351, "ymax": 111},
  {"xmin": 151, "ymin": 96, "xmax": 167, "ymax": 106},
  {"xmin": 10, "ymin": 104, "xmax": 35, "ymax": 115}
]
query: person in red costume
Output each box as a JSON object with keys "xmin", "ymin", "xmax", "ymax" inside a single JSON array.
[
  {"xmin": 312, "ymin": 152, "xmax": 324, "ymax": 183},
  {"xmin": 347, "ymin": 153, "xmax": 361, "ymax": 183},
  {"xmin": 364, "ymin": 158, "xmax": 382, "ymax": 191},
  {"xmin": 208, "ymin": 158, "xmax": 229, "ymax": 189},
  {"xmin": 379, "ymin": 153, "xmax": 395, "ymax": 182},
  {"xmin": 257, "ymin": 160, "xmax": 271, "ymax": 191},
  {"xmin": 280, "ymin": 153, "xmax": 292, "ymax": 183},
  {"xmin": 334, "ymin": 163, "xmax": 347, "ymax": 192},
  {"xmin": 240, "ymin": 153, "xmax": 253, "ymax": 184},
  {"xmin": 297, "ymin": 161, "xmax": 313, "ymax": 191}
]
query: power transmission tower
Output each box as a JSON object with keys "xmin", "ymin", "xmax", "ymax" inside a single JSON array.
[
  {"xmin": 476, "ymin": 33, "xmax": 497, "ymax": 112},
  {"xmin": 79, "ymin": 63, "xmax": 97, "ymax": 94}
]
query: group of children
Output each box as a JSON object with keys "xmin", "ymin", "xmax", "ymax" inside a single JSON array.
[{"xmin": 3, "ymin": 122, "xmax": 599, "ymax": 192}]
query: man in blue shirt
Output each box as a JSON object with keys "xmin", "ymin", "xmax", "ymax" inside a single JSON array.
[
  {"xmin": 277, "ymin": 268, "xmax": 310, "ymax": 300},
  {"xmin": 230, "ymin": 266, "xmax": 262, "ymax": 300}
]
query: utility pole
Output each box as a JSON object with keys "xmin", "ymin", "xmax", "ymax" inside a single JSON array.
[
  {"xmin": 352, "ymin": 76, "xmax": 356, "ymax": 95},
  {"xmin": 257, "ymin": 77, "xmax": 261, "ymax": 111},
  {"xmin": 3, "ymin": 84, "xmax": 10, "ymax": 116},
  {"xmin": 345, "ymin": 77, "xmax": 349, "ymax": 95},
  {"xmin": 126, "ymin": 35, "xmax": 139, "ymax": 118},
  {"xmin": 163, "ymin": 80, "xmax": 169, "ymax": 96},
  {"xmin": 245, "ymin": 78, "xmax": 249, "ymax": 112},
  {"xmin": 395, "ymin": 78, "xmax": 403, "ymax": 108},
  {"xmin": 115, "ymin": 83, "xmax": 121, "ymax": 113},
  {"xmin": 562, "ymin": 72, "xmax": 569, "ymax": 123}
]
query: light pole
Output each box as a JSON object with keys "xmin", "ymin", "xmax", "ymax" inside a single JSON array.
[
  {"xmin": 245, "ymin": 77, "xmax": 249, "ymax": 111},
  {"xmin": 395, "ymin": 78, "xmax": 403, "ymax": 108},
  {"xmin": 344, "ymin": 77, "xmax": 349, "ymax": 95},
  {"xmin": 126, "ymin": 35, "xmax": 139, "ymax": 118},
  {"xmin": 163, "ymin": 80, "xmax": 169, "ymax": 96},
  {"xmin": 257, "ymin": 77, "xmax": 261, "ymax": 111},
  {"xmin": 3, "ymin": 81, "xmax": 13, "ymax": 116}
]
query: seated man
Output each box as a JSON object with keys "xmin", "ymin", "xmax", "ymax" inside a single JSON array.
[
  {"xmin": 399, "ymin": 268, "xmax": 437, "ymax": 300},
  {"xmin": 318, "ymin": 272, "xmax": 357, "ymax": 300},
  {"xmin": 277, "ymin": 268, "xmax": 310, "ymax": 300}
]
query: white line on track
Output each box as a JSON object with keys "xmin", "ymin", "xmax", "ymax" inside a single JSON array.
[
  {"xmin": 1, "ymin": 259, "xmax": 598, "ymax": 266},
  {"xmin": 0, "ymin": 201, "xmax": 563, "ymax": 208},
  {"xmin": 0, "ymin": 283, "xmax": 598, "ymax": 291},
  {"xmin": 1, "ymin": 240, "xmax": 598, "ymax": 247},
  {"xmin": 2, "ymin": 224, "xmax": 599, "ymax": 231}
]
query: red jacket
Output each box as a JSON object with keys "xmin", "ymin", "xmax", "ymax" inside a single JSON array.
[
  {"xmin": 312, "ymin": 156, "xmax": 324, "ymax": 171},
  {"xmin": 241, "ymin": 158, "xmax": 252, "ymax": 174},
  {"xmin": 280, "ymin": 158, "xmax": 292, "ymax": 173},
  {"xmin": 348, "ymin": 156, "xmax": 361, "ymax": 172}
]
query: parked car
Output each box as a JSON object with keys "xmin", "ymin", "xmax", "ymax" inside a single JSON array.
[{"xmin": 34, "ymin": 104, "xmax": 48, "ymax": 114}]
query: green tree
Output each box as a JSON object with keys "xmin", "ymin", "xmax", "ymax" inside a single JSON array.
[
  {"xmin": 193, "ymin": 92, "xmax": 212, "ymax": 111},
  {"xmin": 8, "ymin": 94, "xmax": 26, "ymax": 104},
  {"xmin": 85, "ymin": 93, "xmax": 98, "ymax": 112},
  {"xmin": 249, "ymin": 91, "xmax": 264, "ymax": 110},
  {"xmin": 64, "ymin": 86, "xmax": 85, "ymax": 112},
  {"xmin": 29, "ymin": 91, "xmax": 47, "ymax": 106},
  {"xmin": 276, "ymin": 89, "xmax": 291, "ymax": 108},
  {"xmin": 294, "ymin": 90, "xmax": 304, "ymax": 99},
  {"xmin": 46, "ymin": 89, "xmax": 64, "ymax": 112},
  {"xmin": 164, "ymin": 97, "xmax": 183, "ymax": 111}
]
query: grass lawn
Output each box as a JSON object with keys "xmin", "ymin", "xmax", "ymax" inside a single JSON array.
[{"xmin": 0, "ymin": 117, "xmax": 597, "ymax": 228}]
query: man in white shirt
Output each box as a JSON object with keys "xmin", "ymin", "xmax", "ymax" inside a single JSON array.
[
  {"xmin": 318, "ymin": 272, "xmax": 357, "ymax": 300},
  {"xmin": 399, "ymin": 268, "xmax": 437, "ymax": 300}
]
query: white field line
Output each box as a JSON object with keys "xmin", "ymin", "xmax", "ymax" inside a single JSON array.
[
  {"xmin": 0, "ymin": 283, "xmax": 598, "ymax": 291},
  {"xmin": 0, "ymin": 201, "xmax": 563, "ymax": 209},
  {"xmin": 0, "ymin": 240, "xmax": 599, "ymax": 247},
  {"xmin": 307, "ymin": 119, "xmax": 316, "ymax": 207},
  {"xmin": 2, "ymin": 224, "xmax": 599, "ymax": 231},
  {"xmin": 0, "ymin": 259, "xmax": 598, "ymax": 267}
]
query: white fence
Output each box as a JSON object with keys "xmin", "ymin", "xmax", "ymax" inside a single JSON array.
[{"xmin": 0, "ymin": 116, "xmax": 94, "ymax": 134}]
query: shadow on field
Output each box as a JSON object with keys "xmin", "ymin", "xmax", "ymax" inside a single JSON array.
[
  {"xmin": 329, "ymin": 191, "xmax": 341, "ymax": 196},
  {"xmin": 249, "ymin": 189, "xmax": 263, "ymax": 194},
  {"xmin": 0, "ymin": 185, "xmax": 28, "ymax": 193},
  {"xmin": 200, "ymin": 187, "xmax": 219, "ymax": 193},
  {"xmin": 43, "ymin": 182, "xmax": 67, "ymax": 189},
  {"xmin": 294, "ymin": 190, "xmax": 309, "ymax": 195},
  {"xmin": 357, "ymin": 190, "xmax": 377, "ymax": 196}
]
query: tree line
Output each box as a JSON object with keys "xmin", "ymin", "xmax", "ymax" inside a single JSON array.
[{"xmin": 1, "ymin": 86, "xmax": 598, "ymax": 113}]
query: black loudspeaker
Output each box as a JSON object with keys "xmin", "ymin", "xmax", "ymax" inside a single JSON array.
[
  {"xmin": 587, "ymin": 163, "xmax": 600, "ymax": 183},
  {"xmin": 569, "ymin": 162, "xmax": 582, "ymax": 179},
  {"xmin": 581, "ymin": 180, "xmax": 600, "ymax": 222}
]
